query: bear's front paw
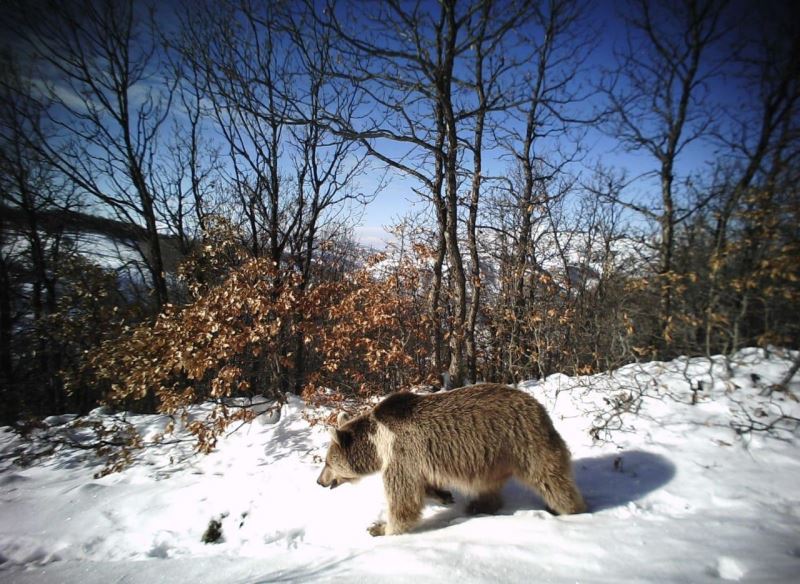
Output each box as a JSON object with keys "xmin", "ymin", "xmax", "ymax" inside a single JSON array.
[{"xmin": 367, "ymin": 521, "xmax": 386, "ymax": 537}]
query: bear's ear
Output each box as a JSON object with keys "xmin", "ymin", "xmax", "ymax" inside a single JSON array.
[
  {"xmin": 330, "ymin": 427, "xmax": 352, "ymax": 448},
  {"xmin": 336, "ymin": 411, "xmax": 352, "ymax": 427}
]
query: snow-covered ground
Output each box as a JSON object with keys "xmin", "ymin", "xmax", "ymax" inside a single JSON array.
[{"xmin": 1, "ymin": 349, "xmax": 799, "ymax": 583}]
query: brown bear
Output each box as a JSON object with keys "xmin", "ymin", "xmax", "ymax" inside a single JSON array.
[{"xmin": 316, "ymin": 383, "xmax": 586, "ymax": 536}]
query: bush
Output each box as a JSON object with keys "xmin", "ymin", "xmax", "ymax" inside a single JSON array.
[
  {"xmin": 303, "ymin": 253, "xmax": 436, "ymax": 404},
  {"xmin": 80, "ymin": 257, "xmax": 302, "ymax": 456}
]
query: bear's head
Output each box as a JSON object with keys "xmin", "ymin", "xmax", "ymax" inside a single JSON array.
[{"xmin": 317, "ymin": 412, "xmax": 380, "ymax": 488}]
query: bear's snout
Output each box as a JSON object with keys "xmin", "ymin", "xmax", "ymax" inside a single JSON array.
[{"xmin": 316, "ymin": 467, "xmax": 339, "ymax": 489}]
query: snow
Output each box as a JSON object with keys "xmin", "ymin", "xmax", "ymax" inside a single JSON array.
[{"xmin": 1, "ymin": 349, "xmax": 799, "ymax": 583}]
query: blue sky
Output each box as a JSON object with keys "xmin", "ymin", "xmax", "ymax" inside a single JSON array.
[{"xmin": 352, "ymin": 0, "xmax": 742, "ymax": 246}]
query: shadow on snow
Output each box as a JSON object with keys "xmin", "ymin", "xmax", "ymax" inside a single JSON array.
[{"xmin": 572, "ymin": 450, "xmax": 676, "ymax": 512}]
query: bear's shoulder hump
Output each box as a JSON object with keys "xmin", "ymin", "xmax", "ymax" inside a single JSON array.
[{"xmin": 372, "ymin": 391, "xmax": 420, "ymax": 424}]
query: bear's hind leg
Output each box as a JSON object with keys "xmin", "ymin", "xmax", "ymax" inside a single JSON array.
[{"xmin": 519, "ymin": 452, "xmax": 586, "ymax": 515}]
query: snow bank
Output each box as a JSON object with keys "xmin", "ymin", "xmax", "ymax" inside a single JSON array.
[{"xmin": 1, "ymin": 349, "xmax": 799, "ymax": 583}]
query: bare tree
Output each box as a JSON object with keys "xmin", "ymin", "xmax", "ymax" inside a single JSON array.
[
  {"xmin": 476, "ymin": 0, "xmax": 594, "ymax": 380},
  {"xmin": 283, "ymin": 2, "xmax": 372, "ymax": 391},
  {"xmin": 315, "ymin": 0, "xmax": 460, "ymax": 383},
  {"xmin": 460, "ymin": 0, "xmax": 535, "ymax": 383},
  {"xmin": 702, "ymin": 3, "xmax": 800, "ymax": 353},
  {"xmin": 153, "ymin": 48, "xmax": 224, "ymax": 256},
  {"xmin": 601, "ymin": 0, "xmax": 727, "ymax": 355},
  {"xmin": 175, "ymin": 0, "xmax": 294, "ymax": 264},
  {"xmin": 175, "ymin": 0, "xmax": 372, "ymax": 391},
  {"xmin": 0, "ymin": 50, "xmax": 80, "ymax": 417},
  {"xmin": 11, "ymin": 0, "xmax": 176, "ymax": 310},
  {"xmin": 318, "ymin": 0, "xmax": 536, "ymax": 386}
]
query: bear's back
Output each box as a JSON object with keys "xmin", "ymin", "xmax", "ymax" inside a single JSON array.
[
  {"xmin": 373, "ymin": 384, "xmax": 550, "ymax": 429},
  {"xmin": 371, "ymin": 384, "xmax": 564, "ymax": 484}
]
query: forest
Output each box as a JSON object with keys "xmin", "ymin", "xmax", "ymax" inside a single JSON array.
[{"xmin": 0, "ymin": 0, "xmax": 798, "ymax": 459}]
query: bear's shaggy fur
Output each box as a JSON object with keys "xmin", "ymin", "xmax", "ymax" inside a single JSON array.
[{"xmin": 316, "ymin": 383, "xmax": 586, "ymax": 536}]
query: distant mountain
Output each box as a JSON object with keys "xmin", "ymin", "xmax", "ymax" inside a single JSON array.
[{"xmin": 1, "ymin": 204, "xmax": 186, "ymax": 275}]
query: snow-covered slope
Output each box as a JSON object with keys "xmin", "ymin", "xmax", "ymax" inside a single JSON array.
[{"xmin": 1, "ymin": 349, "xmax": 798, "ymax": 583}]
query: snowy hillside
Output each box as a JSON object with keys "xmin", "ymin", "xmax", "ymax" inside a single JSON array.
[{"xmin": 1, "ymin": 349, "xmax": 799, "ymax": 583}]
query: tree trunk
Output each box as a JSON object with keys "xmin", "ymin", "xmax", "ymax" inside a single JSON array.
[
  {"xmin": 429, "ymin": 226, "xmax": 446, "ymax": 376},
  {"xmin": 0, "ymin": 251, "xmax": 15, "ymax": 424},
  {"xmin": 441, "ymin": 0, "xmax": 467, "ymax": 388},
  {"xmin": 657, "ymin": 168, "xmax": 675, "ymax": 356},
  {"xmin": 465, "ymin": 9, "xmax": 488, "ymax": 385},
  {"xmin": 141, "ymin": 190, "xmax": 170, "ymax": 310}
]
